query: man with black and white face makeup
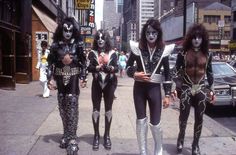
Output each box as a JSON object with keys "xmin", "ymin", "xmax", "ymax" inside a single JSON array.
[
  {"xmin": 191, "ymin": 34, "xmax": 202, "ymax": 51},
  {"xmin": 126, "ymin": 18, "xmax": 173, "ymax": 155},
  {"xmin": 175, "ymin": 24, "xmax": 215, "ymax": 155},
  {"xmin": 47, "ymin": 17, "xmax": 87, "ymax": 155},
  {"xmin": 87, "ymin": 29, "xmax": 119, "ymax": 151},
  {"xmin": 146, "ymin": 25, "xmax": 158, "ymax": 44},
  {"xmin": 63, "ymin": 23, "xmax": 73, "ymax": 40}
]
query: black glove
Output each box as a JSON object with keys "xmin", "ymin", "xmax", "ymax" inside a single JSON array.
[{"xmin": 103, "ymin": 64, "xmax": 113, "ymax": 73}]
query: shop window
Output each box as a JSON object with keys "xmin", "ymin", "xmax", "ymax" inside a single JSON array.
[{"xmin": 0, "ymin": 0, "xmax": 20, "ymax": 25}]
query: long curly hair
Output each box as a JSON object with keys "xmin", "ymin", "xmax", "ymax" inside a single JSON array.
[
  {"xmin": 53, "ymin": 17, "xmax": 81, "ymax": 42},
  {"xmin": 92, "ymin": 29, "xmax": 112, "ymax": 52},
  {"xmin": 139, "ymin": 18, "xmax": 164, "ymax": 50},
  {"xmin": 183, "ymin": 24, "xmax": 209, "ymax": 54}
]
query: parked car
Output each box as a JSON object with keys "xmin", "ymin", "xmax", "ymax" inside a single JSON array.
[{"xmin": 210, "ymin": 61, "xmax": 236, "ymax": 107}]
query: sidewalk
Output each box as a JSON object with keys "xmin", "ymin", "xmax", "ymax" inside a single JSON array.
[{"xmin": 0, "ymin": 75, "xmax": 236, "ymax": 155}]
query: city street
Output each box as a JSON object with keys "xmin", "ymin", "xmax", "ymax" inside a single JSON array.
[{"xmin": 0, "ymin": 75, "xmax": 236, "ymax": 155}]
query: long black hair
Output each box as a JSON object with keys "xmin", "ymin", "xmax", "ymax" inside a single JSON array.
[
  {"xmin": 139, "ymin": 18, "xmax": 164, "ymax": 50},
  {"xmin": 92, "ymin": 29, "xmax": 112, "ymax": 52},
  {"xmin": 53, "ymin": 17, "xmax": 81, "ymax": 42},
  {"xmin": 183, "ymin": 23, "xmax": 209, "ymax": 54}
]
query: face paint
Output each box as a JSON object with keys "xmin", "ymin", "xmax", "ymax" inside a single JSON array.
[
  {"xmin": 145, "ymin": 25, "xmax": 158, "ymax": 44},
  {"xmin": 63, "ymin": 23, "xmax": 73, "ymax": 40},
  {"xmin": 97, "ymin": 32, "xmax": 105, "ymax": 48},
  {"xmin": 192, "ymin": 36, "xmax": 202, "ymax": 48}
]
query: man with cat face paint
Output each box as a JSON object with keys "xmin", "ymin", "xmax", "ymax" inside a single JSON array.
[
  {"xmin": 87, "ymin": 29, "xmax": 118, "ymax": 151},
  {"xmin": 47, "ymin": 17, "xmax": 87, "ymax": 155},
  {"xmin": 175, "ymin": 24, "xmax": 215, "ymax": 155},
  {"xmin": 126, "ymin": 18, "xmax": 172, "ymax": 155}
]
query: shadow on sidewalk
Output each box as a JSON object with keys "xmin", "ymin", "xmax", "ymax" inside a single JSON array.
[
  {"xmin": 42, "ymin": 133, "xmax": 62, "ymax": 145},
  {"xmin": 163, "ymin": 143, "xmax": 192, "ymax": 155}
]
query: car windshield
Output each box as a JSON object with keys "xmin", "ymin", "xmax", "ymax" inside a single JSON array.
[{"xmin": 212, "ymin": 63, "xmax": 236, "ymax": 77}]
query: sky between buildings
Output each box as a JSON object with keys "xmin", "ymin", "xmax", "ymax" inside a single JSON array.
[{"xmin": 95, "ymin": 0, "xmax": 103, "ymax": 29}]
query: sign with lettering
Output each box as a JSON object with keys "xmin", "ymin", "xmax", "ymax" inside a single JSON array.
[
  {"xmin": 76, "ymin": 0, "xmax": 91, "ymax": 10},
  {"xmin": 81, "ymin": 26, "xmax": 92, "ymax": 35},
  {"xmin": 88, "ymin": 0, "xmax": 95, "ymax": 28}
]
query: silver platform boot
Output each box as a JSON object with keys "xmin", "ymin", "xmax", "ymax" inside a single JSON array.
[
  {"xmin": 150, "ymin": 122, "xmax": 163, "ymax": 155},
  {"xmin": 136, "ymin": 117, "xmax": 148, "ymax": 155}
]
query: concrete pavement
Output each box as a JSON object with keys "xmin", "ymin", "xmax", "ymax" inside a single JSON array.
[{"xmin": 0, "ymin": 75, "xmax": 236, "ymax": 155}]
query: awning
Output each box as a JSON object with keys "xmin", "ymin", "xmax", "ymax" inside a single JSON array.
[{"xmin": 32, "ymin": 5, "xmax": 57, "ymax": 33}]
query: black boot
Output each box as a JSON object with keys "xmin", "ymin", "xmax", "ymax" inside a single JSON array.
[
  {"xmin": 65, "ymin": 94, "xmax": 79, "ymax": 154},
  {"xmin": 92, "ymin": 111, "xmax": 100, "ymax": 151},
  {"xmin": 192, "ymin": 144, "xmax": 201, "ymax": 155},
  {"xmin": 58, "ymin": 94, "xmax": 69, "ymax": 149},
  {"xmin": 66, "ymin": 139, "xmax": 79, "ymax": 155},
  {"xmin": 103, "ymin": 111, "xmax": 112, "ymax": 150},
  {"xmin": 192, "ymin": 118, "xmax": 203, "ymax": 155},
  {"xmin": 177, "ymin": 135, "xmax": 184, "ymax": 153},
  {"xmin": 177, "ymin": 121, "xmax": 187, "ymax": 153},
  {"xmin": 60, "ymin": 137, "xmax": 69, "ymax": 148}
]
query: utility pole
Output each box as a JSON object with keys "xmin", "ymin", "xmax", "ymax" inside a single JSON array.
[{"xmin": 183, "ymin": 0, "xmax": 187, "ymax": 36}]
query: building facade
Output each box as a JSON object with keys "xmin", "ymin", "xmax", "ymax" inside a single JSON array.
[
  {"xmin": 198, "ymin": 2, "xmax": 231, "ymax": 53},
  {"xmin": 160, "ymin": 0, "xmax": 231, "ymax": 54},
  {"xmin": 0, "ymin": 0, "xmax": 81, "ymax": 89},
  {"xmin": 122, "ymin": 0, "xmax": 137, "ymax": 48},
  {"xmin": 136, "ymin": 0, "xmax": 154, "ymax": 39},
  {"xmin": 0, "ymin": 0, "xmax": 32, "ymax": 89}
]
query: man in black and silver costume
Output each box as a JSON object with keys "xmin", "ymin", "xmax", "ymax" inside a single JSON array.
[
  {"xmin": 126, "ymin": 18, "xmax": 174, "ymax": 155},
  {"xmin": 87, "ymin": 29, "xmax": 118, "ymax": 151},
  {"xmin": 175, "ymin": 24, "xmax": 215, "ymax": 155},
  {"xmin": 47, "ymin": 17, "xmax": 87, "ymax": 155}
]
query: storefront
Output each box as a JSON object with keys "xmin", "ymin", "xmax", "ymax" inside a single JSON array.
[
  {"xmin": 31, "ymin": 5, "xmax": 57, "ymax": 81},
  {"xmin": 0, "ymin": 0, "xmax": 32, "ymax": 89}
]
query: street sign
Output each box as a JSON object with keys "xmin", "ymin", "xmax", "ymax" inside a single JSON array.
[
  {"xmin": 229, "ymin": 41, "xmax": 236, "ymax": 50},
  {"xmin": 75, "ymin": 0, "xmax": 91, "ymax": 10},
  {"xmin": 81, "ymin": 26, "xmax": 92, "ymax": 35}
]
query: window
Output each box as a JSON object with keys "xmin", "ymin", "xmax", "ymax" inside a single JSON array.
[
  {"xmin": 224, "ymin": 16, "xmax": 231, "ymax": 24},
  {"xmin": 204, "ymin": 15, "xmax": 220, "ymax": 24}
]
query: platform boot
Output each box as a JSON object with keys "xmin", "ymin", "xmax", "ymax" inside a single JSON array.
[
  {"xmin": 58, "ymin": 93, "xmax": 69, "ymax": 148},
  {"xmin": 103, "ymin": 110, "xmax": 112, "ymax": 150},
  {"xmin": 150, "ymin": 122, "xmax": 163, "ymax": 155},
  {"xmin": 65, "ymin": 94, "xmax": 79, "ymax": 155},
  {"xmin": 177, "ymin": 120, "xmax": 187, "ymax": 153},
  {"xmin": 92, "ymin": 111, "xmax": 100, "ymax": 150},
  {"xmin": 136, "ymin": 117, "xmax": 148, "ymax": 155}
]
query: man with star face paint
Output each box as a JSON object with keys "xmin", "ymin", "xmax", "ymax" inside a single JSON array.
[
  {"xmin": 87, "ymin": 29, "xmax": 118, "ymax": 151},
  {"xmin": 175, "ymin": 24, "xmax": 215, "ymax": 155},
  {"xmin": 47, "ymin": 17, "xmax": 87, "ymax": 155},
  {"xmin": 126, "ymin": 18, "xmax": 172, "ymax": 155}
]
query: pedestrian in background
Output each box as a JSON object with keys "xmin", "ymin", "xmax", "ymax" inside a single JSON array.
[
  {"xmin": 118, "ymin": 51, "xmax": 127, "ymax": 77},
  {"xmin": 175, "ymin": 24, "xmax": 215, "ymax": 155},
  {"xmin": 87, "ymin": 29, "xmax": 118, "ymax": 151},
  {"xmin": 36, "ymin": 40, "xmax": 50, "ymax": 98},
  {"xmin": 126, "ymin": 18, "xmax": 172, "ymax": 155}
]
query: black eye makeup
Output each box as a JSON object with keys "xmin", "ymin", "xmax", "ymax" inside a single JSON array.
[{"xmin": 63, "ymin": 28, "xmax": 72, "ymax": 33}]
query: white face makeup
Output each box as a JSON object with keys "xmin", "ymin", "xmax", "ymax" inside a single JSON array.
[
  {"xmin": 63, "ymin": 23, "xmax": 73, "ymax": 40},
  {"xmin": 145, "ymin": 25, "xmax": 158, "ymax": 44},
  {"xmin": 192, "ymin": 36, "xmax": 202, "ymax": 48},
  {"xmin": 97, "ymin": 33, "xmax": 105, "ymax": 48}
]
